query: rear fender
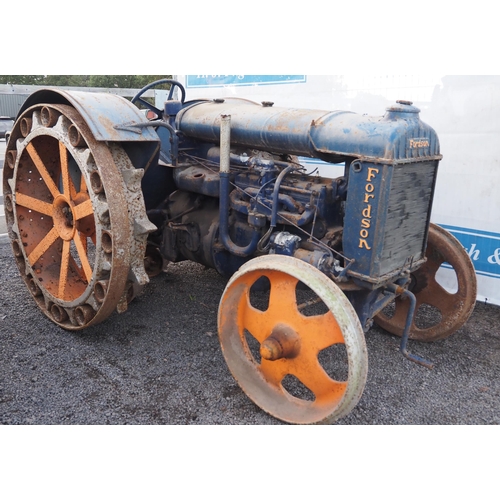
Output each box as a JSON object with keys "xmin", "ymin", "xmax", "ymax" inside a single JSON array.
[{"xmin": 18, "ymin": 88, "xmax": 160, "ymax": 172}]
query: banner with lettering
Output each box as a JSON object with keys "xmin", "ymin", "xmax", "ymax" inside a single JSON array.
[
  {"xmin": 440, "ymin": 225, "xmax": 500, "ymax": 280},
  {"xmin": 185, "ymin": 75, "xmax": 306, "ymax": 88}
]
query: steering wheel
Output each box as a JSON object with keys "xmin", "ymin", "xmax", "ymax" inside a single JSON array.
[{"xmin": 131, "ymin": 79, "xmax": 186, "ymax": 119}]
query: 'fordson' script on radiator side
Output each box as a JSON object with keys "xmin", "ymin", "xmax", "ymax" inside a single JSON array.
[{"xmin": 358, "ymin": 167, "xmax": 380, "ymax": 250}]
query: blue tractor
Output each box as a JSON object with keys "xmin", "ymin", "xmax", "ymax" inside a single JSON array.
[{"xmin": 2, "ymin": 79, "xmax": 477, "ymax": 424}]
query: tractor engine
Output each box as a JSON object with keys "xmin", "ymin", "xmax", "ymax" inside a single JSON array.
[{"xmin": 157, "ymin": 146, "xmax": 343, "ymax": 278}]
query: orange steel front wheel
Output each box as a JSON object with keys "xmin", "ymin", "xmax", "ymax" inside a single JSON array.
[
  {"xmin": 3, "ymin": 103, "xmax": 154, "ymax": 330},
  {"xmin": 218, "ymin": 255, "xmax": 368, "ymax": 424}
]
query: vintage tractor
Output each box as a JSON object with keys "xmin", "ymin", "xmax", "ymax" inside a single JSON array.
[{"xmin": 2, "ymin": 79, "xmax": 477, "ymax": 424}]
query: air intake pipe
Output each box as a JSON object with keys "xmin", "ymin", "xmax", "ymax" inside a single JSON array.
[{"xmin": 218, "ymin": 114, "xmax": 261, "ymax": 257}]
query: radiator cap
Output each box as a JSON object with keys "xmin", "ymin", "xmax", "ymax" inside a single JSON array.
[
  {"xmin": 386, "ymin": 100, "xmax": 420, "ymax": 114},
  {"xmin": 384, "ymin": 100, "xmax": 421, "ymax": 121}
]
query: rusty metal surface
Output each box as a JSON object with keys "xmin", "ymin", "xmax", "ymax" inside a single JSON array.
[
  {"xmin": 3, "ymin": 103, "xmax": 154, "ymax": 330},
  {"xmin": 374, "ymin": 223, "xmax": 478, "ymax": 341},
  {"xmin": 176, "ymin": 98, "xmax": 442, "ymax": 163},
  {"xmin": 17, "ymin": 89, "xmax": 159, "ymax": 142}
]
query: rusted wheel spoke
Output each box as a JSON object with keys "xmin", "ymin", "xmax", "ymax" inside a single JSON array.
[
  {"xmin": 14, "ymin": 192, "xmax": 53, "ymax": 216},
  {"xmin": 73, "ymin": 232, "xmax": 92, "ymax": 282},
  {"xmin": 417, "ymin": 277, "xmax": 450, "ymax": 307},
  {"xmin": 77, "ymin": 231, "xmax": 88, "ymax": 254},
  {"xmin": 59, "ymin": 142, "xmax": 73, "ymax": 198},
  {"xmin": 27, "ymin": 226, "xmax": 60, "ymax": 266},
  {"xmin": 73, "ymin": 199, "xmax": 93, "ymax": 220},
  {"xmin": 58, "ymin": 240, "xmax": 71, "ymax": 298},
  {"xmin": 422, "ymin": 252, "xmax": 444, "ymax": 276},
  {"xmin": 26, "ymin": 142, "xmax": 60, "ymax": 199},
  {"xmin": 80, "ymin": 175, "xmax": 89, "ymax": 195},
  {"xmin": 67, "ymin": 232, "xmax": 89, "ymax": 281},
  {"xmin": 68, "ymin": 255, "xmax": 86, "ymax": 281}
]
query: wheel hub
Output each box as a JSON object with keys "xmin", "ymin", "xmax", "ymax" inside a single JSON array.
[
  {"xmin": 260, "ymin": 324, "xmax": 301, "ymax": 360},
  {"xmin": 52, "ymin": 194, "xmax": 76, "ymax": 241}
]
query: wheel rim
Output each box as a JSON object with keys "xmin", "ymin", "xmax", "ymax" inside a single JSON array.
[
  {"xmin": 218, "ymin": 255, "xmax": 367, "ymax": 424},
  {"xmin": 374, "ymin": 223, "xmax": 477, "ymax": 341},
  {"xmin": 3, "ymin": 104, "xmax": 154, "ymax": 329}
]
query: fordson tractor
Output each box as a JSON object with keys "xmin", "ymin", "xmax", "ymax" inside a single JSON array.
[{"xmin": 2, "ymin": 79, "xmax": 477, "ymax": 424}]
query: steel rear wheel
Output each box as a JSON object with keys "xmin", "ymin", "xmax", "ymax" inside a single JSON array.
[
  {"xmin": 218, "ymin": 255, "xmax": 368, "ymax": 424},
  {"xmin": 374, "ymin": 223, "xmax": 477, "ymax": 342},
  {"xmin": 3, "ymin": 104, "xmax": 155, "ymax": 330}
]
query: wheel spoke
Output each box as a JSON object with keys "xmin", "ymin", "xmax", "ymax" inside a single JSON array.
[
  {"xmin": 238, "ymin": 272, "xmax": 298, "ymax": 343},
  {"xmin": 27, "ymin": 226, "xmax": 59, "ymax": 266},
  {"xmin": 423, "ymin": 252, "xmax": 444, "ymax": 276},
  {"xmin": 416, "ymin": 278, "xmax": 462, "ymax": 322},
  {"xmin": 259, "ymin": 358, "xmax": 289, "ymax": 385},
  {"xmin": 77, "ymin": 231, "xmax": 88, "ymax": 254},
  {"xmin": 291, "ymin": 358, "xmax": 347, "ymax": 402},
  {"xmin": 417, "ymin": 277, "xmax": 450, "ymax": 306},
  {"xmin": 59, "ymin": 142, "xmax": 73, "ymax": 198},
  {"xmin": 58, "ymin": 240, "xmax": 71, "ymax": 298},
  {"xmin": 15, "ymin": 192, "xmax": 53, "ymax": 216},
  {"xmin": 73, "ymin": 198, "xmax": 93, "ymax": 220},
  {"xmin": 295, "ymin": 311, "xmax": 344, "ymax": 351},
  {"xmin": 73, "ymin": 232, "xmax": 92, "ymax": 282},
  {"xmin": 26, "ymin": 143, "xmax": 60, "ymax": 199},
  {"xmin": 260, "ymin": 354, "xmax": 348, "ymax": 402},
  {"xmin": 69, "ymin": 254, "xmax": 86, "ymax": 281},
  {"xmin": 240, "ymin": 298, "xmax": 271, "ymax": 343},
  {"xmin": 267, "ymin": 271, "xmax": 300, "ymax": 318}
]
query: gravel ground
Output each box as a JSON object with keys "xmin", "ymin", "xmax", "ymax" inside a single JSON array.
[{"xmin": 0, "ymin": 239, "xmax": 499, "ymax": 426}]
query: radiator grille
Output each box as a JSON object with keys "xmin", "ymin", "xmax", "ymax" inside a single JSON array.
[{"xmin": 378, "ymin": 161, "xmax": 437, "ymax": 275}]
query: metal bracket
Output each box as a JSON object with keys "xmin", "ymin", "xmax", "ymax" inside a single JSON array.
[{"xmin": 386, "ymin": 284, "xmax": 434, "ymax": 369}]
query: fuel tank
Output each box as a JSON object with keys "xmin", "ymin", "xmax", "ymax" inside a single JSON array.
[{"xmin": 175, "ymin": 98, "xmax": 441, "ymax": 164}]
